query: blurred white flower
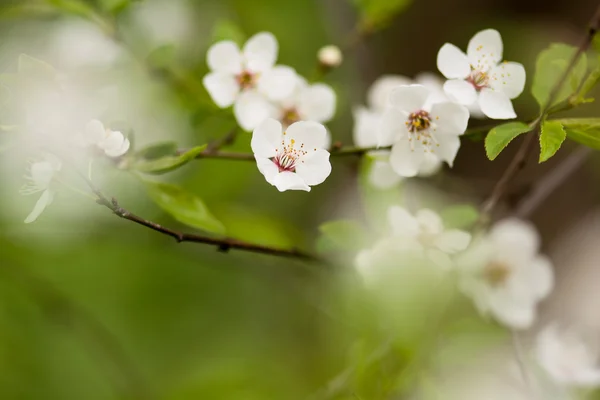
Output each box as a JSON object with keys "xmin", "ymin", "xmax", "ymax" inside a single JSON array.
[
  {"xmin": 81, "ymin": 119, "xmax": 130, "ymax": 158},
  {"xmin": 251, "ymin": 118, "xmax": 331, "ymax": 192},
  {"xmin": 318, "ymin": 45, "xmax": 343, "ymax": 68},
  {"xmin": 437, "ymin": 29, "xmax": 526, "ymax": 119},
  {"xmin": 130, "ymin": 0, "xmax": 193, "ymax": 46},
  {"xmin": 202, "ymin": 32, "xmax": 297, "ymax": 131},
  {"xmin": 275, "ymin": 77, "xmax": 336, "ymax": 128},
  {"xmin": 356, "ymin": 206, "xmax": 471, "ymax": 277},
  {"xmin": 458, "ymin": 218, "xmax": 554, "ymax": 329},
  {"xmin": 20, "ymin": 153, "xmax": 62, "ymax": 223},
  {"xmin": 536, "ymin": 324, "xmax": 600, "ymax": 387},
  {"xmin": 379, "ymin": 85, "xmax": 469, "ymax": 177}
]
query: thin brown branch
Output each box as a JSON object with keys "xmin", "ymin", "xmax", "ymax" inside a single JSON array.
[{"xmin": 480, "ymin": 5, "xmax": 600, "ymax": 217}]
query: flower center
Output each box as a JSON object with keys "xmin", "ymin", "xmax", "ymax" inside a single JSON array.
[
  {"xmin": 272, "ymin": 137, "xmax": 308, "ymax": 173},
  {"xmin": 483, "ymin": 261, "xmax": 511, "ymax": 287},
  {"xmin": 404, "ymin": 110, "xmax": 439, "ymax": 153},
  {"xmin": 281, "ymin": 108, "xmax": 301, "ymax": 127},
  {"xmin": 236, "ymin": 70, "xmax": 258, "ymax": 90},
  {"xmin": 467, "ymin": 68, "xmax": 491, "ymax": 91}
]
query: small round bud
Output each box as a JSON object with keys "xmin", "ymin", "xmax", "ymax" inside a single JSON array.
[{"xmin": 318, "ymin": 45, "xmax": 343, "ymax": 68}]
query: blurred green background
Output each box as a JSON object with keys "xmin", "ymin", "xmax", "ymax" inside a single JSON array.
[{"xmin": 0, "ymin": 0, "xmax": 599, "ymax": 399}]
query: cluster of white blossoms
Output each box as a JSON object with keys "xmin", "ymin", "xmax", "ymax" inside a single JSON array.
[{"xmin": 78, "ymin": 119, "xmax": 131, "ymax": 158}]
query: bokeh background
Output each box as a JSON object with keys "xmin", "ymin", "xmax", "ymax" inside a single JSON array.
[{"xmin": 0, "ymin": 0, "xmax": 599, "ymax": 399}]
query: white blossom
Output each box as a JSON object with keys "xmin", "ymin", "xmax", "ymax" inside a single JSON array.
[
  {"xmin": 202, "ymin": 32, "xmax": 298, "ymax": 131},
  {"xmin": 81, "ymin": 119, "xmax": 130, "ymax": 158},
  {"xmin": 457, "ymin": 218, "xmax": 554, "ymax": 329},
  {"xmin": 356, "ymin": 206, "xmax": 472, "ymax": 278},
  {"xmin": 536, "ymin": 323, "xmax": 600, "ymax": 387},
  {"xmin": 20, "ymin": 153, "xmax": 62, "ymax": 223},
  {"xmin": 251, "ymin": 118, "xmax": 331, "ymax": 192},
  {"xmin": 379, "ymin": 84, "xmax": 469, "ymax": 177},
  {"xmin": 437, "ymin": 29, "xmax": 526, "ymax": 119},
  {"xmin": 318, "ymin": 45, "xmax": 343, "ymax": 68}
]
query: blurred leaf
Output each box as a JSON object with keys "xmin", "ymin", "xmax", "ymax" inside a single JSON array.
[
  {"xmin": 146, "ymin": 45, "xmax": 176, "ymax": 70},
  {"xmin": 134, "ymin": 145, "xmax": 206, "ymax": 175},
  {"xmin": 484, "ymin": 122, "xmax": 531, "ymax": 160},
  {"xmin": 539, "ymin": 120, "xmax": 566, "ymax": 163},
  {"xmin": 17, "ymin": 54, "xmax": 56, "ymax": 81},
  {"xmin": 211, "ymin": 19, "xmax": 247, "ymax": 45},
  {"xmin": 578, "ymin": 68, "xmax": 600, "ymax": 100},
  {"xmin": 557, "ymin": 118, "xmax": 600, "ymax": 149},
  {"xmin": 351, "ymin": 0, "xmax": 412, "ymax": 31},
  {"xmin": 532, "ymin": 43, "xmax": 587, "ymax": 108},
  {"xmin": 135, "ymin": 142, "xmax": 179, "ymax": 160},
  {"xmin": 46, "ymin": 0, "xmax": 97, "ymax": 19},
  {"xmin": 440, "ymin": 204, "xmax": 479, "ymax": 230},
  {"xmin": 97, "ymin": 0, "xmax": 131, "ymax": 14},
  {"xmin": 316, "ymin": 220, "xmax": 363, "ymax": 254},
  {"xmin": 145, "ymin": 181, "xmax": 225, "ymax": 235}
]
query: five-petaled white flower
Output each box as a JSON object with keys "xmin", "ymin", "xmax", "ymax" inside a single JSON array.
[
  {"xmin": 353, "ymin": 75, "xmax": 443, "ymax": 188},
  {"xmin": 379, "ymin": 84, "xmax": 469, "ymax": 177},
  {"xmin": 437, "ymin": 29, "xmax": 526, "ymax": 119},
  {"xmin": 20, "ymin": 153, "xmax": 62, "ymax": 224},
  {"xmin": 202, "ymin": 32, "xmax": 297, "ymax": 131},
  {"xmin": 536, "ymin": 324, "xmax": 600, "ymax": 387},
  {"xmin": 457, "ymin": 218, "xmax": 554, "ymax": 329},
  {"xmin": 251, "ymin": 118, "xmax": 332, "ymax": 192},
  {"xmin": 356, "ymin": 206, "xmax": 472, "ymax": 277},
  {"xmin": 81, "ymin": 119, "xmax": 130, "ymax": 158}
]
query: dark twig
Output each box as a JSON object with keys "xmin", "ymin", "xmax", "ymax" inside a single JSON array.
[{"xmin": 480, "ymin": 5, "xmax": 600, "ymax": 217}]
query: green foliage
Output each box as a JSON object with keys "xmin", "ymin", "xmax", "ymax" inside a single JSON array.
[
  {"xmin": 133, "ymin": 145, "xmax": 207, "ymax": 175},
  {"xmin": 484, "ymin": 122, "xmax": 531, "ymax": 160},
  {"xmin": 145, "ymin": 181, "xmax": 225, "ymax": 235},
  {"xmin": 440, "ymin": 204, "xmax": 479, "ymax": 230},
  {"xmin": 211, "ymin": 19, "xmax": 247, "ymax": 45},
  {"xmin": 316, "ymin": 219, "xmax": 364, "ymax": 253},
  {"xmin": 351, "ymin": 0, "xmax": 412, "ymax": 31},
  {"xmin": 97, "ymin": 0, "xmax": 132, "ymax": 14},
  {"xmin": 539, "ymin": 120, "xmax": 566, "ymax": 163},
  {"xmin": 146, "ymin": 45, "xmax": 176, "ymax": 70},
  {"xmin": 557, "ymin": 118, "xmax": 600, "ymax": 150},
  {"xmin": 531, "ymin": 43, "xmax": 587, "ymax": 108}
]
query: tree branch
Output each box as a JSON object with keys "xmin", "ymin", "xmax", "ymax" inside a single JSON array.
[{"xmin": 480, "ymin": 5, "xmax": 600, "ymax": 217}]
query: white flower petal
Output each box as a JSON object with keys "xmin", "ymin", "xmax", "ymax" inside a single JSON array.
[
  {"xmin": 251, "ymin": 118, "xmax": 282, "ymax": 158},
  {"xmin": 368, "ymin": 75, "xmax": 412, "ymax": 111},
  {"xmin": 105, "ymin": 136, "xmax": 130, "ymax": 158},
  {"xmin": 24, "ymin": 190, "xmax": 54, "ymax": 224},
  {"xmin": 379, "ymin": 109, "xmax": 408, "ymax": 147},
  {"xmin": 430, "ymin": 102, "xmax": 470, "ymax": 135},
  {"xmin": 203, "ymin": 72, "xmax": 240, "ymax": 108},
  {"xmin": 83, "ymin": 119, "xmax": 106, "ymax": 145},
  {"xmin": 528, "ymin": 255, "xmax": 554, "ymax": 300},
  {"xmin": 387, "ymin": 206, "xmax": 419, "ymax": 237},
  {"xmin": 418, "ymin": 154, "xmax": 442, "ymax": 177},
  {"xmin": 295, "ymin": 148, "xmax": 331, "ymax": 186},
  {"xmin": 272, "ymin": 171, "xmax": 310, "ymax": 192},
  {"xmin": 297, "ymin": 83, "xmax": 336, "ymax": 123},
  {"xmin": 426, "ymin": 249, "xmax": 454, "ymax": 270},
  {"xmin": 388, "ymin": 84, "xmax": 430, "ymax": 112},
  {"xmin": 434, "ymin": 134, "xmax": 461, "ymax": 167},
  {"xmin": 30, "ymin": 161, "xmax": 57, "ymax": 189},
  {"xmin": 435, "ymin": 230, "xmax": 472, "ymax": 254},
  {"xmin": 489, "ymin": 62, "xmax": 526, "ymax": 99},
  {"xmin": 257, "ymin": 65, "xmax": 297, "ymax": 101},
  {"xmin": 467, "ymin": 29, "xmax": 503, "ymax": 68},
  {"xmin": 255, "ymin": 156, "xmax": 279, "ymax": 185},
  {"xmin": 99, "ymin": 130, "xmax": 125, "ymax": 154},
  {"xmin": 243, "ymin": 32, "xmax": 278, "ymax": 73},
  {"xmin": 490, "ymin": 218, "xmax": 540, "ymax": 260},
  {"xmin": 353, "ymin": 107, "xmax": 381, "ymax": 148},
  {"xmin": 443, "ymin": 79, "xmax": 477, "ymax": 105},
  {"xmin": 234, "ymin": 90, "xmax": 278, "ymax": 131},
  {"xmin": 488, "ymin": 291, "xmax": 536, "ymax": 330},
  {"xmin": 415, "ymin": 209, "xmax": 444, "ymax": 234},
  {"xmin": 207, "ymin": 41, "xmax": 243, "ymax": 74},
  {"xmin": 478, "ymin": 88, "xmax": 516, "ymax": 119},
  {"xmin": 389, "ymin": 138, "xmax": 424, "ymax": 177},
  {"xmin": 437, "ymin": 43, "xmax": 470, "ymax": 79},
  {"xmin": 286, "ymin": 121, "xmax": 328, "ymax": 152},
  {"xmin": 368, "ymin": 159, "xmax": 403, "ymax": 189}
]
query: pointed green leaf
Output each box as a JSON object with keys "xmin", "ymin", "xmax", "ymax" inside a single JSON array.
[
  {"xmin": 135, "ymin": 142, "xmax": 179, "ymax": 160},
  {"xmin": 531, "ymin": 43, "xmax": 587, "ymax": 108},
  {"xmin": 556, "ymin": 118, "xmax": 600, "ymax": 150},
  {"xmin": 134, "ymin": 145, "xmax": 206, "ymax": 174},
  {"xmin": 145, "ymin": 181, "xmax": 225, "ymax": 235},
  {"xmin": 440, "ymin": 204, "xmax": 479, "ymax": 230},
  {"xmin": 539, "ymin": 120, "xmax": 566, "ymax": 163},
  {"xmin": 146, "ymin": 45, "xmax": 176, "ymax": 70},
  {"xmin": 485, "ymin": 122, "xmax": 531, "ymax": 160},
  {"xmin": 316, "ymin": 220, "xmax": 364, "ymax": 254},
  {"xmin": 351, "ymin": 0, "xmax": 412, "ymax": 30}
]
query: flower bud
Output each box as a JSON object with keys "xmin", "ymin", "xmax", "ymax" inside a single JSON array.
[{"xmin": 318, "ymin": 45, "xmax": 342, "ymax": 69}]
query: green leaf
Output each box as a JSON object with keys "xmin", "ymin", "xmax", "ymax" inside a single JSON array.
[
  {"xmin": 532, "ymin": 43, "xmax": 587, "ymax": 108},
  {"xmin": 211, "ymin": 20, "xmax": 246, "ymax": 45},
  {"xmin": 440, "ymin": 204, "xmax": 479, "ymax": 230},
  {"xmin": 135, "ymin": 142, "xmax": 179, "ymax": 160},
  {"xmin": 484, "ymin": 122, "xmax": 531, "ymax": 160},
  {"xmin": 351, "ymin": 0, "xmax": 412, "ymax": 31},
  {"xmin": 145, "ymin": 181, "xmax": 225, "ymax": 235},
  {"xmin": 146, "ymin": 45, "xmax": 176, "ymax": 70},
  {"xmin": 316, "ymin": 220, "xmax": 364, "ymax": 254},
  {"xmin": 556, "ymin": 118, "xmax": 600, "ymax": 150},
  {"xmin": 133, "ymin": 145, "xmax": 206, "ymax": 175},
  {"xmin": 17, "ymin": 54, "xmax": 56, "ymax": 80},
  {"xmin": 97, "ymin": 0, "xmax": 131, "ymax": 14},
  {"xmin": 539, "ymin": 120, "xmax": 566, "ymax": 163}
]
